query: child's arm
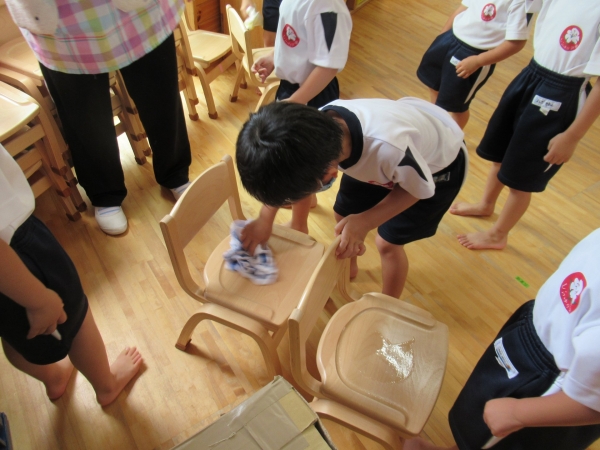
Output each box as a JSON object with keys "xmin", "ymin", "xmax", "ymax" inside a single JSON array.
[
  {"xmin": 484, "ymin": 391, "xmax": 600, "ymax": 438},
  {"xmin": 334, "ymin": 184, "xmax": 419, "ymax": 259},
  {"xmin": 455, "ymin": 39, "xmax": 527, "ymax": 78},
  {"xmin": 0, "ymin": 238, "xmax": 67, "ymax": 338},
  {"xmin": 240, "ymin": 205, "xmax": 279, "ymax": 255},
  {"xmin": 286, "ymin": 66, "xmax": 339, "ymax": 105},
  {"xmin": 545, "ymin": 79, "xmax": 600, "ymax": 165},
  {"xmin": 441, "ymin": 5, "xmax": 467, "ymax": 33},
  {"xmin": 252, "ymin": 51, "xmax": 275, "ymax": 83}
]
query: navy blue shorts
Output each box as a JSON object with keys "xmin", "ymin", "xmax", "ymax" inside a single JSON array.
[
  {"xmin": 417, "ymin": 29, "xmax": 495, "ymax": 113},
  {"xmin": 333, "ymin": 147, "xmax": 466, "ymax": 246},
  {"xmin": 276, "ymin": 77, "xmax": 340, "ymax": 108},
  {"xmin": 0, "ymin": 216, "xmax": 88, "ymax": 365},
  {"xmin": 449, "ymin": 300, "xmax": 600, "ymax": 450},
  {"xmin": 263, "ymin": 0, "xmax": 282, "ymax": 32},
  {"xmin": 477, "ymin": 58, "xmax": 590, "ymax": 192}
]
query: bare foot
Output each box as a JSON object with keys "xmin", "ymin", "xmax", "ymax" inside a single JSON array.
[
  {"xmin": 350, "ymin": 258, "xmax": 359, "ymax": 279},
  {"xmin": 281, "ymin": 194, "xmax": 318, "ymax": 210},
  {"xmin": 403, "ymin": 437, "xmax": 455, "ymax": 450},
  {"xmin": 97, "ymin": 347, "xmax": 143, "ymax": 406},
  {"xmin": 449, "ymin": 201, "xmax": 494, "ymax": 217},
  {"xmin": 46, "ymin": 358, "xmax": 75, "ymax": 400},
  {"xmin": 282, "ymin": 220, "xmax": 309, "ymax": 234},
  {"xmin": 457, "ymin": 230, "xmax": 507, "ymax": 250}
]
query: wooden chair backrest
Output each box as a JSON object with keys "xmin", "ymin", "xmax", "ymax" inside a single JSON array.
[
  {"xmin": 160, "ymin": 155, "xmax": 245, "ymax": 299},
  {"xmin": 288, "ymin": 236, "xmax": 349, "ymax": 398},
  {"xmin": 226, "ymin": 4, "xmax": 256, "ymax": 68}
]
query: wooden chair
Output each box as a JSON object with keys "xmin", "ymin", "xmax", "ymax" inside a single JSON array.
[
  {"xmin": 0, "ymin": 81, "xmax": 81, "ymax": 220},
  {"xmin": 173, "ymin": 23, "xmax": 200, "ymax": 121},
  {"xmin": 0, "ymin": 35, "xmax": 151, "ymax": 167},
  {"xmin": 226, "ymin": 4, "xmax": 280, "ymax": 111},
  {"xmin": 289, "ymin": 236, "xmax": 449, "ymax": 450},
  {"xmin": 179, "ymin": 16, "xmax": 237, "ymax": 119},
  {"xmin": 160, "ymin": 155, "xmax": 325, "ymax": 378}
]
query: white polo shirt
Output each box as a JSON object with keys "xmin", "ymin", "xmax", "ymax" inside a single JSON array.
[
  {"xmin": 0, "ymin": 144, "xmax": 35, "ymax": 244},
  {"xmin": 532, "ymin": 0, "xmax": 600, "ymax": 77},
  {"xmin": 274, "ymin": 0, "xmax": 352, "ymax": 85},
  {"xmin": 321, "ymin": 97, "xmax": 464, "ymax": 200},
  {"xmin": 533, "ymin": 228, "xmax": 600, "ymax": 412},
  {"xmin": 454, "ymin": 0, "xmax": 530, "ymax": 50}
]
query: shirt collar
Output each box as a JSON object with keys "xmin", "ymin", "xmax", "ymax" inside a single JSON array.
[{"xmin": 321, "ymin": 105, "xmax": 363, "ymax": 169}]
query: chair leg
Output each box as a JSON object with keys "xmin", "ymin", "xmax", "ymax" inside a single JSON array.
[
  {"xmin": 63, "ymin": 169, "xmax": 87, "ymax": 212},
  {"xmin": 310, "ymin": 398, "xmax": 404, "ymax": 450},
  {"xmin": 195, "ymin": 65, "xmax": 218, "ymax": 119},
  {"xmin": 230, "ymin": 65, "xmax": 245, "ymax": 103},
  {"xmin": 175, "ymin": 304, "xmax": 282, "ymax": 378},
  {"xmin": 118, "ymin": 111, "xmax": 148, "ymax": 165}
]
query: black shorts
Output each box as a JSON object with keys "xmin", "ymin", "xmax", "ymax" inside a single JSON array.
[
  {"xmin": 477, "ymin": 58, "xmax": 590, "ymax": 192},
  {"xmin": 0, "ymin": 216, "xmax": 88, "ymax": 365},
  {"xmin": 449, "ymin": 300, "xmax": 600, "ymax": 450},
  {"xmin": 417, "ymin": 29, "xmax": 495, "ymax": 113},
  {"xmin": 276, "ymin": 77, "xmax": 340, "ymax": 108},
  {"xmin": 334, "ymin": 147, "xmax": 466, "ymax": 246},
  {"xmin": 263, "ymin": 0, "xmax": 282, "ymax": 32}
]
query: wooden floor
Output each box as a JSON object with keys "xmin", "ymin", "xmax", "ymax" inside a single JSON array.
[{"xmin": 2, "ymin": 0, "xmax": 600, "ymax": 448}]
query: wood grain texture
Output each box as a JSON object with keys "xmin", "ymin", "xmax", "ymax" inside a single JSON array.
[{"xmin": 1, "ymin": 0, "xmax": 599, "ymax": 448}]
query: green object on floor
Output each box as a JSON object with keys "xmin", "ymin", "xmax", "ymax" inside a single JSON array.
[{"xmin": 516, "ymin": 276, "xmax": 529, "ymax": 288}]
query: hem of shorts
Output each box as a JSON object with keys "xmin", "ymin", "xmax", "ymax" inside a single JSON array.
[
  {"xmin": 475, "ymin": 146, "xmax": 504, "ymax": 163},
  {"xmin": 497, "ymin": 173, "xmax": 545, "ymax": 193},
  {"xmin": 448, "ymin": 411, "xmax": 470, "ymax": 450},
  {"xmin": 416, "ymin": 69, "xmax": 439, "ymax": 91},
  {"xmin": 377, "ymin": 226, "xmax": 436, "ymax": 246},
  {"xmin": 435, "ymin": 99, "xmax": 470, "ymax": 113}
]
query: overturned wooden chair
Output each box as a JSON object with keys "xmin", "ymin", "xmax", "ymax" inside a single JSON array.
[{"xmin": 289, "ymin": 236, "xmax": 449, "ymax": 450}]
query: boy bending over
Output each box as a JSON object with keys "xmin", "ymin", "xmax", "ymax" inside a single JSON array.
[
  {"xmin": 405, "ymin": 228, "xmax": 600, "ymax": 450},
  {"xmin": 236, "ymin": 98, "xmax": 467, "ymax": 298}
]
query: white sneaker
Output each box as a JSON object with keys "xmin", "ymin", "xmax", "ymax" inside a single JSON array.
[
  {"xmin": 171, "ymin": 182, "xmax": 191, "ymax": 201},
  {"xmin": 95, "ymin": 206, "xmax": 128, "ymax": 235}
]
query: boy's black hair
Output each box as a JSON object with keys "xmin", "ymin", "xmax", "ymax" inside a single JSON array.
[{"xmin": 236, "ymin": 102, "xmax": 344, "ymax": 207}]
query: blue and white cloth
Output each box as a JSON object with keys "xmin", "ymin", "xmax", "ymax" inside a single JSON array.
[{"xmin": 223, "ymin": 220, "xmax": 278, "ymax": 285}]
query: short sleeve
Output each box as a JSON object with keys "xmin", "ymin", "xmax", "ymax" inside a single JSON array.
[
  {"xmin": 389, "ymin": 140, "xmax": 436, "ymax": 199},
  {"xmin": 505, "ymin": 0, "xmax": 531, "ymax": 41},
  {"xmin": 306, "ymin": 7, "xmax": 352, "ymax": 70},
  {"xmin": 562, "ymin": 326, "xmax": 600, "ymax": 412},
  {"xmin": 584, "ymin": 36, "xmax": 600, "ymax": 76}
]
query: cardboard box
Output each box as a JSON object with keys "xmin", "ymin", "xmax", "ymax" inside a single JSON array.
[{"xmin": 172, "ymin": 377, "xmax": 336, "ymax": 450}]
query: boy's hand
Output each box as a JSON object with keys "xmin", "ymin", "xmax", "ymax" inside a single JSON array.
[
  {"xmin": 252, "ymin": 53, "xmax": 275, "ymax": 83},
  {"xmin": 334, "ymin": 215, "xmax": 368, "ymax": 259},
  {"xmin": 241, "ymin": 218, "xmax": 273, "ymax": 255},
  {"xmin": 483, "ymin": 398, "xmax": 525, "ymax": 438},
  {"xmin": 545, "ymin": 131, "xmax": 578, "ymax": 165},
  {"xmin": 455, "ymin": 55, "xmax": 481, "ymax": 78},
  {"xmin": 25, "ymin": 288, "xmax": 67, "ymax": 339}
]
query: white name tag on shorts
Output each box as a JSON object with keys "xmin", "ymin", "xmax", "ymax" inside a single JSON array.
[
  {"xmin": 532, "ymin": 95, "xmax": 562, "ymax": 115},
  {"xmin": 450, "ymin": 56, "xmax": 461, "ymax": 66},
  {"xmin": 494, "ymin": 337, "xmax": 519, "ymax": 379}
]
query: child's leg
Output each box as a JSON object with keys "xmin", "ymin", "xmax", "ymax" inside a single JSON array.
[
  {"xmin": 450, "ymin": 162, "xmax": 503, "ymax": 216},
  {"xmin": 457, "ymin": 187, "xmax": 531, "ymax": 250},
  {"xmin": 450, "ymin": 110, "xmax": 470, "ymax": 129},
  {"xmin": 288, "ymin": 195, "xmax": 316, "ymax": 234},
  {"xmin": 1, "ymin": 338, "xmax": 74, "ymax": 400},
  {"xmin": 429, "ymin": 88, "xmax": 438, "ymax": 104},
  {"xmin": 67, "ymin": 308, "xmax": 142, "ymax": 406},
  {"xmin": 404, "ymin": 437, "xmax": 458, "ymax": 450},
  {"xmin": 375, "ymin": 234, "xmax": 408, "ymax": 298},
  {"xmin": 334, "ymin": 212, "xmax": 359, "ymax": 279}
]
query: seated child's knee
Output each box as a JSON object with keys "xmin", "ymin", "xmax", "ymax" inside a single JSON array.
[{"xmin": 375, "ymin": 235, "xmax": 400, "ymax": 255}]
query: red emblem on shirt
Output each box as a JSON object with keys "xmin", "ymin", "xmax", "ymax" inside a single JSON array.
[
  {"xmin": 481, "ymin": 4, "xmax": 496, "ymax": 21},
  {"xmin": 559, "ymin": 272, "xmax": 587, "ymax": 313},
  {"xmin": 560, "ymin": 25, "xmax": 583, "ymax": 51},
  {"xmin": 282, "ymin": 24, "xmax": 300, "ymax": 48}
]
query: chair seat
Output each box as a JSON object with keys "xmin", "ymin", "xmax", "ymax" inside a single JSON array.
[
  {"xmin": 186, "ymin": 30, "xmax": 232, "ymax": 67},
  {"xmin": 317, "ymin": 293, "xmax": 449, "ymax": 436},
  {"xmin": 204, "ymin": 224, "xmax": 324, "ymax": 330},
  {"xmin": 242, "ymin": 47, "xmax": 279, "ymax": 85},
  {"xmin": 0, "ymin": 37, "xmax": 44, "ymax": 82},
  {"xmin": 0, "ymin": 81, "xmax": 39, "ymax": 141}
]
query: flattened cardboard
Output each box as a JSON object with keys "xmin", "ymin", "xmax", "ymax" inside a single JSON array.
[{"xmin": 173, "ymin": 377, "xmax": 336, "ymax": 450}]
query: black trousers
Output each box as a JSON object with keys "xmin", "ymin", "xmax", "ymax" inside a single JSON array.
[{"xmin": 40, "ymin": 34, "xmax": 191, "ymax": 207}]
